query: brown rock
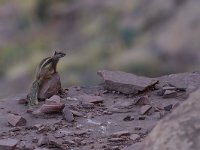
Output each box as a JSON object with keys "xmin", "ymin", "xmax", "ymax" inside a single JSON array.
[
  {"xmin": 98, "ymin": 70, "xmax": 158, "ymax": 94},
  {"xmin": 63, "ymin": 106, "xmax": 74, "ymax": 122},
  {"xmin": 38, "ymin": 73, "xmax": 62, "ymax": 100},
  {"xmin": 0, "ymin": 138, "xmax": 18, "ymax": 150},
  {"xmin": 34, "ymin": 103, "xmax": 64, "ymax": 114},
  {"xmin": 45, "ymin": 95, "xmax": 61, "ymax": 104},
  {"xmin": 77, "ymin": 94, "xmax": 104, "ymax": 104},
  {"xmin": 163, "ymin": 90, "xmax": 177, "ymax": 98},
  {"xmin": 7, "ymin": 114, "xmax": 26, "ymax": 127}
]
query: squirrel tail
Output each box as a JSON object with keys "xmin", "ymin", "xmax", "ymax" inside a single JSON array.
[{"xmin": 27, "ymin": 80, "xmax": 41, "ymax": 107}]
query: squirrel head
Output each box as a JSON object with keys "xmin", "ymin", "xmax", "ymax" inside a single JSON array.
[{"xmin": 53, "ymin": 51, "xmax": 66, "ymax": 59}]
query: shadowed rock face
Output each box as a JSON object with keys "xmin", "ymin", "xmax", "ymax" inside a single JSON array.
[
  {"xmin": 137, "ymin": 89, "xmax": 200, "ymax": 150},
  {"xmin": 38, "ymin": 73, "xmax": 62, "ymax": 100}
]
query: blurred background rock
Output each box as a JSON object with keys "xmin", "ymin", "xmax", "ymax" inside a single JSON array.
[{"xmin": 0, "ymin": 0, "xmax": 199, "ymax": 98}]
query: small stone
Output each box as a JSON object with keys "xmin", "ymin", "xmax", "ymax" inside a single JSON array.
[
  {"xmin": 164, "ymin": 104, "xmax": 173, "ymax": 111},
  {"xmin": 123, "ymin": 115, "xmax": 134, "ymax": 121},
  {"xmin": 17, "ymin": 98, "xmax": 28, "ymax": 104},
  {"xmin": 34, "ymin": 148, "xmax": 50, "ymax": 150},
  {"xmin": 162, "ymin": 86, "xmax": 177, "ymax": 91},
  {"xmin": 38, "ymin": 136, "xmax": 49, "ymax": 147},
  {"xmin": 77, "ymin": 94, "xmax": 104, "ymax": 104},
  {"xmin": 49, "ymin": 135, "xmax": 66, "ymax": 150},
  {"xmin": 0, "ymin": 138, "xmax": 18, "ymax": 150},
  {"xmin": 7, "ymin": 114, "xmax": 27, "ymax": 127},
  {"xmin": 81, "ymin": 102, "xmax": 95, "ymax": 109},
  {"xmin": 63, "ymin": 106, "xmax": 74, "ymax": 122},
  {"xmin": 134, "ymin": 96, "xmax": 150, "ymax": 106},
  {"xmin": 135, "ymin": 127, "xmax": 142, "ymax": 131},
  {"xmin": 70, "ymin": 110, "xmax": 83, "ymax": 117},
  {"xmin": 108, "ymin": 138, "xmax": 126, "ymax": 142},
  {"xmin": 140, "ymin": 105, "xmax": 152, "ymax": 115},
  {"xmin": 111, "ymin": 131, "xmax": 131, "ymax": 138},
  {"xmin": 139, "ymin": 116, "xmax": 146, "ymax": 120},
  {"xmin": 37, "ymin": 103, "xmax": 65, "ymax": 114},
  {"xmin": 130, "ymin": 134, "xmax": 140, "ymax": 141},
  {"xmin": 45, "ymin": 95, "xmax": 61, "ymax": 104},
  {"xmin": 163, "ymin": 90, "xmax": 177, "ymax": 98}
]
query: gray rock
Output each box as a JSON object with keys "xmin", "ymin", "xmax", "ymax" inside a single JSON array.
[
  {"xmin": 98, "ymin": 70, "xmax": 158, "ymax": 94},
  {"xmin": 138, "ymin": 88, "xmax": 200, "ymax": 150},
  {"xmin": 163, "ymin": 90, "xmax": 177, "ymax": 98},
  {"xmin": 140, "ymin": 105, "xmax": 152, "ymax": 115},
  {"xmin": 63, "ymin": 106, "xmax": 74, "ymax": 122},
  {"xmin": 0, "ymin": 138, "xmax": 18, "ymax": 150},
  {"xmin": 130, "ymin": 134, "xmax": 140, "ymax": 141}
]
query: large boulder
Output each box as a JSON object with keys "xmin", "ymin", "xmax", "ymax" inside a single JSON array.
[{"xmin": 134, "ymin": 88, "xmax": 200, "ymax": 150}]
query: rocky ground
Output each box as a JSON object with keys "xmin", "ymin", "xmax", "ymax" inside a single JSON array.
[{"xmin": 0, "ymin": 70, "xmax": 200, "ymax": 150}]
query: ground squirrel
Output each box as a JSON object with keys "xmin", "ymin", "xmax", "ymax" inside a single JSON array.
[{"xmin": 27, "ymin": 51, "xmax": 66, "ymax": 107}]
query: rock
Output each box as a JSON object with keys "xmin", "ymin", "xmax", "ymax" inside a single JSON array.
[
  {"xmin": 37, "ymin": 103, "xmax": 65, "ymax": 114},
  {"xmin": 122, "ymin": 143, "xmax": 142, "ymax": 150},
  {"xmin": 98, "ymin": 70, "xmax": 158, "ymax": 94},
  {"xmin": 110, "ymin": 131, "xmax": 131, "ymax": 138},
  {"xmin": 140, "ymin": 105, "xmax": 152, "ymax": 115},
  {"xmin": 134, "ymin": 96, "xmax": 150, "ymax": 106},
  {"xmin": 163, "ymin": 104, "xmax": 173, "ymax": 111},
  {"xmin": 163, "ymin": 90, "xmax": 177, "ymax": 98},
  {"xmin": 38, "ymin": 136, "xmax": 49, "ymax": 147},
  {"xmin": 108, "ymin": 138, "xmax": 126, "ymax": 142},
  {"xmin": 34, "ymin": 148, "xmax": 50, "ymax": 150},
  {"xmin": 123, "ymin": 115, "xmax": 134, "ymax": 121},
  {"xmin": 63, "ymin": 106, "xmax": 74, "ymax": 122},
  {"xmin": 49, "ymin": 135, "xmax": 66, "ymax": 150},
  {"xmin": 130, "ymin": 134, "xmax": 140, "ymax": 141},
  {"xmin": 7, "ymin": 114, "xmax": 27, "ymax": 127},
  {"xmin": 45, "ymin": 95, "xmax": 61, "ymax": 104},
  {"xmin": 77, "ymin": 94, "xmax": 104, "ymax": 104},
  {"xmin": 38, "ymin": 73, "xmax": 62, "ymax": 100},
  {"xmin": 138, "ymin": 88, "xmax": 200, "ymax": 150},
  {"xmin": 17, "ymin": 98, "xmax": 28, "ymax": 104},
  {"xmin": 70, "ymin": 110, "xmax": 83, "ymax": 117},
  {"xmin": 81, "ymin": 102, "xmax": 95, "ymax": 109},
  {"xmin": 0, "ymin": 138, "xmax": 18, "ymax": 150}
]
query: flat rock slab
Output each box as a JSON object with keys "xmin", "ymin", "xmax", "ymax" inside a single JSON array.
[
  {"xmin": 77, "ymin": 94, "xmax": 104, "ymax": 104},
  {"xmin": 98, "ymin": 70, "xmax": 158, "ymax": 94},
  {"xmin": 0, "ymin": 138, "xmax": 18, "ymax": 150}
]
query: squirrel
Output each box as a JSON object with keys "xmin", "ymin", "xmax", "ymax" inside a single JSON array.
[{"xmin": 27, "ymin": 51, "xmax": 66, "ymax": 107}]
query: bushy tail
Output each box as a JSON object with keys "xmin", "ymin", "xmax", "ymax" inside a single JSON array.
[{"xmin": 27, "ymin": 80, "xmax": 40, "ymax": 107}]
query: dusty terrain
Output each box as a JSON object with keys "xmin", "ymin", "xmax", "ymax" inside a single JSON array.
[{"xmin": 0, "ymin": 71, "xmax": 200, "ymax": 150}]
